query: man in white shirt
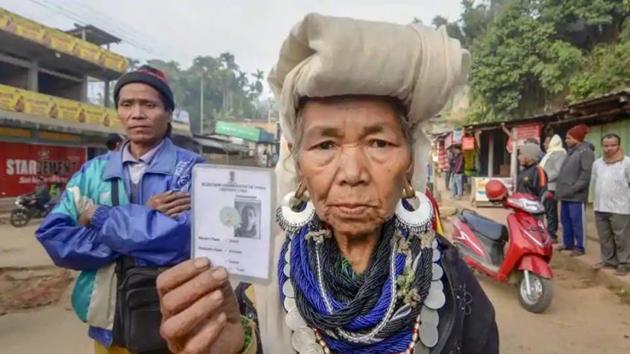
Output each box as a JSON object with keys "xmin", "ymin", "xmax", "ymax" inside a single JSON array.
[{"xmin": 592, "ymin": 133, "xmax": 630, "ymax": 276}]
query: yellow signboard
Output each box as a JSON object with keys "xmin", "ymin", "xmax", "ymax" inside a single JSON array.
[
  {"xmin": 8, "ymin": 16, "xmax": 45, "ymax": 44},
  {"xmin": 0, "ymin": 9, "xmax": 128, "ymax": 73},
  {"xmin": 83, "ymin": 103, "xmax": 107, "ymax": 126},
  {"xmin": 73, "ymin": 40, "xmax": 101, "ymax": 63},
  {"xmin": 43, "ymin": 29, "xmax": 78, "ymax": 54},
  {"xmin": 99, "ymin": 51, "xmax": 128, "ymax": 73},
  {"xmin": 0, "ymin": 84, "xmax": 21, "ymax": 112},
  {"xmin": 0, "ymin": 126, "xmax": 32, "ymax": 139},
  {"xmin": 0, "ymin": 83, "xmax": 121, "ymax": 133},
  {"xmin": 39, "ymin": 131, "xmax": 82, "ymax": 143},
  {"xmin": 22, "ymin": 91, "xmax": 54, "ymax": 117},
  {"xmin": 54, "ymin": 97, "xmax": 83, "ymax": 122},
  {"xmin": 0, "ymin": 8, "xmax": 12, "ymax": 31},
  {"xmin": 102, "ymin": 109, "xmax": 118, "ymax": 128}
]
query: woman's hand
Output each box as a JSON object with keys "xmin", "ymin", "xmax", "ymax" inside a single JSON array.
[{"xmin": 158, "ymin": 258, "xmax": 245, "ymax": 354}]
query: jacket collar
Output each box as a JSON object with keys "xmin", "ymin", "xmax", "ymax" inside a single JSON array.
[
  {"xmin": 103, "ymin": 138, "xmax": 178, "ymax": 180},
  {"xmin": 569, "ymin": 141, "xmax": 591, "ymax": 153}
]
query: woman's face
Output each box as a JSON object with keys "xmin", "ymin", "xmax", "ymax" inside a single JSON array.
[
  {"xmin": 246, "ymin": 208, "xmax": 256, "ymax": 229},
  {"xmin": 295, "ymin": 97, "xmax": 412, "ymax": 239}
]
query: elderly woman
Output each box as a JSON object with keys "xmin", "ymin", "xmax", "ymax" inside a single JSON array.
[{"xmin": 157, "ymin": 14, "xmax": 498, "ymax": 354}]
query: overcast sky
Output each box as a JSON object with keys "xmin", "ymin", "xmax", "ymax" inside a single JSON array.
[{"xmin": 0, "ymin": 0, "xmax": 463, "ymax": 84}]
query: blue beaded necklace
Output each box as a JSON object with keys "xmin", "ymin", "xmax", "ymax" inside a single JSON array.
[{"xmin": 278, "ymin": 219, "xmax": 439, "ymax": 353}]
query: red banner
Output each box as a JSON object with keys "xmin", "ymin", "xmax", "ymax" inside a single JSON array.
[
  {"xmin": 462, "ymin": 136, "xmax": 476, "ymax": 151},
  {"xmin": 514, "ymin": 123, "xmax": 542, "ymax": 141},
  {"xmin": 0, "ymin": 142, "xmax": 86, "ymax": 197},
  {"xmin": 507, "ymin": 123, "xmax": 543, "ymax": 153}
]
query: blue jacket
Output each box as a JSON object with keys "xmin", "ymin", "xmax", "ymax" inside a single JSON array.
[{"xmin": 36, "ymin": 138, "xmax": 204, "ymax": 347}]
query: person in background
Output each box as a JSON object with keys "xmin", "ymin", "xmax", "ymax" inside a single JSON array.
[
  {"xmin": 106, "ymin": 133, "xmax": 123, "ymax": 152},
  {"xmin": 556, "ymin": 124, "xmax": 595, "ymax": 257},
  {"xmin": 36, "ymin": 65, "xmax": 204, "ymax": 354},
  {"xmin": 525, "ymin": 138, "xmax": 545, "ymax": 161},
  {"xmin": 592, "ymin": 133, "xmax": 630, "ymax": 275},
  {"xmin": 48, "ymin": 173, "xmax": 62, "ymax": 200},
  {"xmin": 449, "ymin": 145, "xmax": 464, "ymax": 199},
  {"xmin": 34, "ymin": 176, "xmax": 51, "ymax": 212},
  {"xmin": 444, "ymin": 149, "xmax": 452, "ymax": 191},
  {"xmin": 517, "ymin": 143, "xmax": 548, "ymax": 200},
  {"xmin": 540, "ymin": 135, "xmax": 566, "ymax": 243}
]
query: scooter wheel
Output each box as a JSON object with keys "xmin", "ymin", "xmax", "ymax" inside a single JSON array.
[
  {"xmin": 518, "ymin": 272, "xmax": 554, "ymax": 313},
  {"xmin": 10, "ymin": 209, "xmax": 31, "ymax": 228}
]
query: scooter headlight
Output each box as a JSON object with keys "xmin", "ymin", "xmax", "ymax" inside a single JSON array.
[{"xmin": 518, "ymin": 199, "xmax": 545, "ymax": 214}]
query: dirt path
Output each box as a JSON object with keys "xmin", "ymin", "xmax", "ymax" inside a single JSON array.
[
  {"xmin": 481, "ymin": 267, "xmax": 630, "ymax": 354},
  {"xmin": 1, "ymin": 266, "xmax": 629, "ymax": 354},
  {"xmin": 0, "ymin": 306, "xmax": 91, "ymax": 354},
  {"xmin": 1, "ymin": 212, "xmax": 629, "ymax": 353}
]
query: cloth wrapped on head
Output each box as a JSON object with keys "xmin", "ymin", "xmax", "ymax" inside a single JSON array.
[
  {"xmin": 519, "ymin": 142, "xmax": 543, "ymax": 162},
  {"xmin": 268, "ymin": 13, "xmax": 470, "ymax": 199},
  {"xmin": 567, "ymin": 124, "xmax": 590, "ymax": 142}
]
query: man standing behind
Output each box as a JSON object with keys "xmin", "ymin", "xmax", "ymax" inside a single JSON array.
[
  {"xmin": 556, "ymin": 124, "xmax": 595, "ymax": 257},
  {"xmin": 517, "ymin": 143, "xmax": 547, "ymax": 200},
  {"xmin": 592, "ymin": 134, "xmax": 630, "ymax": 275},
  {"xmin": 106, "ymin": 133, "xmax": 123, "ymax": 152},
  {"xmin": 540, "ymin": 135, "xmax": 566, "ymax": 243},
  {"xmin": 449, "ymin": 145, "xmax": 464, "ymax": 199},
  {"xmin": 36, "ymin": 65, "xmax": 204, "ymax": 353}
]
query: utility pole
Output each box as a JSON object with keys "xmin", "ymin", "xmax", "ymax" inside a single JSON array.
[{"xmin": 200, "ymin": 66, "xmax": 208, "ymax": 136}]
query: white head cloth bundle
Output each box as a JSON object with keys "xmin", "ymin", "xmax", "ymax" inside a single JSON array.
[{"xmin": 269, "ymin": 13, "xmax": 469, "ymax": 200}]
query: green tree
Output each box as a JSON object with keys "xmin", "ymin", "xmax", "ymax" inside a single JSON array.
[
  {"xmin": 569, "ymin": 18, "xmax": 630, "ymax": 100},
  {"xmin": 468, "ymin": 0, "xmax": 626, "ymax": 122},
  {"xmin": 142, "ymin": 54, "xmax": 264, "ymax": 133}
]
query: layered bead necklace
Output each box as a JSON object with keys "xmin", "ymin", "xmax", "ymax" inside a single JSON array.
[{"xmin": 277, "ymin": 214, "xmax": 445, "ymax": 354}]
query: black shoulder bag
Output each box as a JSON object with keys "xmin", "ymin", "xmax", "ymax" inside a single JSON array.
[{"xmin": 111, "ymin": 180, "xmax": 169, "ymax": 353}]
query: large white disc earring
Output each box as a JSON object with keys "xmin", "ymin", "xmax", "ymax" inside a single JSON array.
[
  {"xmin": 395, "ymin": 189, "xmax": 434, "ymax": 235},
  {"xmin": 276, "ymin": 183, "xmax": 315, "ymax": 234}
]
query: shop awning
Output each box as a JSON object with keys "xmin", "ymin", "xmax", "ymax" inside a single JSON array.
[
  {"xmin": 0, "ymin": 109, "xmax": 119, "ymax": 137},
  {"xmin": 194, "ymin": 136, "xmax": 250, "ymax": 154}
]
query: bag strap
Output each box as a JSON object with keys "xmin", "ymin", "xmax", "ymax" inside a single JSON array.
[
  {"xmin": 110, "ymin": 180, "xmax": 134, "ymax": 271},
  {"xmin": 111, "ymin": 179, "xmax": 120, "ymax": 207}
]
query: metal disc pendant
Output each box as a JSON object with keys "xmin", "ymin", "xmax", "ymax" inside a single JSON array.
[
  {"xmin": 414, "ymin": 344, "xmax": 430, "ymax": 354},
  {"xmin": 432, "ymin": 248, "xmax": 441, "ymax": 262},
  {"xmin": 420, "ymin": 307, "xmax": 439, "ymax": 326},
  {"xmin": 282, "ymin": 280, "xmax": 295, "ymax": 298},
  {"xmin": 301, "ymin": 343, "xmax": 325, "ymax": 354},
  {"xmin": 286, "ymin": 310, "xmax": 308, "ymax": 330},
  {"xmin": 430, "ymin": 280, "xmax": 444, "ymax": 293},
  {"xmin": 432, "ymin": 263, "xmax": 443, "ymax": 280},
  {"xmin": 432, "ymin": 239, "xmax": 438, "ymax": 249},
  {"xmin": 285, "ymin": 247, "xmax": 292, "ymax": 263},
  {"xmin": 292, "ymin": 328, "xmax": 317, "ymax": 353},
  {"xmin": 419, "ymin": 323, "xmax": 439, "ymax": 348},
  {"xmin": 283, "ymin": 263, "xmax": 291, "ymax": 277},
  {"xmin": 425, "ymin": 285, "xmax": 446, "ymax": 310},
  {"xmin": 284, "ymin": 297, "xmax": 297, "ymax": 312}
]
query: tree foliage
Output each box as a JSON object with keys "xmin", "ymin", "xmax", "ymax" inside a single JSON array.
[
  {"xmin": 139, "ymin": 53, "xmax": 265, "ymax": 134},
  {"xmin": 432, "ymin": 0, "xmax": 629, "ymax": 122}
]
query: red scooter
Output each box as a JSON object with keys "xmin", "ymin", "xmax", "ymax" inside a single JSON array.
[{"xmin": 452, "ymin": 180, "xmax": 554, "ymax": 313}]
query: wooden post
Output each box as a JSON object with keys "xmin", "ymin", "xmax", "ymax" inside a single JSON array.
[
  {"xmin": 501, "ymin": 124, "xmax": 517, "ymax": 192},
  {"xmin": 510, "ymin": 134, "xmax": 518, "ymax": 191},
  {"xmin": 488, "ymin": 133, "xmax": 494, "ymax": 178}
]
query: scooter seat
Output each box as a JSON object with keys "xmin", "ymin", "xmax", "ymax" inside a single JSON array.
[{"xmin": 460, "ymin": 210, "xmax": 508, "ymax": 242}]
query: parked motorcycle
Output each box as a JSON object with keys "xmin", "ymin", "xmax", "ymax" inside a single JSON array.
[
  {"xmin": 9, "ymin": 193, "xmax": 55, "ymax": 228},
  {"xmin": 452, "ymin": 180, "xmax": 554, "ymax": 313}
]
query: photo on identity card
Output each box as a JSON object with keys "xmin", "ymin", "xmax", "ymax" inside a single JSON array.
[{"xmin": 234, "ymin": 199, "xmax": 261, "ymax": 239}]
